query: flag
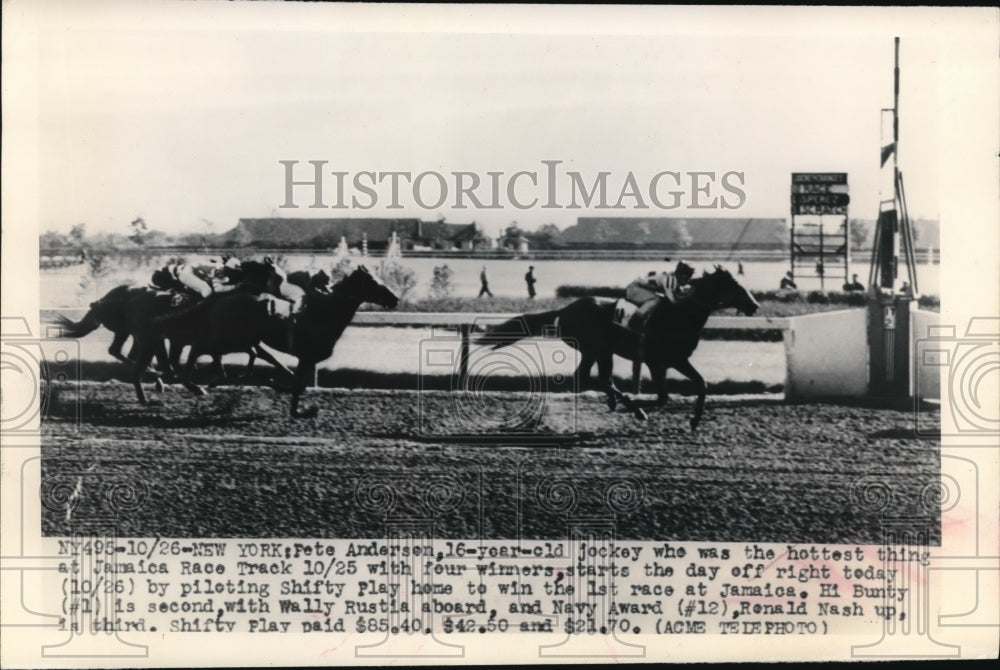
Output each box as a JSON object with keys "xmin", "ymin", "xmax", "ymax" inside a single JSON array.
[{"xmin": 881, "ymin": 142, "xmax": 896, "ymax": 167}]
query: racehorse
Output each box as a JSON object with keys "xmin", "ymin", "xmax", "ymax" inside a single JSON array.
[
  {"xmin": 225, "ymin": 268, "xmax": 334, "ymax": 379},
  {"xmin": 146, "ymin": 265, "xmax": 399, "ymax": 417},
  {"xmin": 177, "ymin": 267, "xmax": 337, "ymax": 385},
  {"xmin": 160, "ymin": 258, "xmax": 289, "ymax": 376},
  {"xmin": 53, "ymin": 284, "xmax": 147, "ymax": 366},
  {"xmin": 476, "ymin": 266, "xmax": 759, "ymax": 430}
]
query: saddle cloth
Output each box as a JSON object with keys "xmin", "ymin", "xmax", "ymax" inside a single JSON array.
[
  {"xmin": 152, "ymin": 289, "xmax": 196, "ymax": 308},
  {"xmin": 612, "ymin": 299, "xmax": 642, "ymax": 333},
  {"xmin": 260, "ymin": 294, "xmax": 294, "ymax": 319}
]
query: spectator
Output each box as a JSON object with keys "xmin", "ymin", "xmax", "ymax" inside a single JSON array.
[
  {"xmin": 478, "ymin": 266, "xmax": 493, "ymax": 298},
  {"xmin": 525, "ymin": 266, "xmax": 537, "ymax": 299},
  {"xmin": 780, "ymin": 271, "xmax": 797, "ymax": 290},
  {"xmin": 843, "ymin": 274, "xmax": 865, "ymax": 292}
]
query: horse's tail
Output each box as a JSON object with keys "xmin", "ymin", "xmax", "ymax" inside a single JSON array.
[
  {"xmin": 474, "ymin": 309, "xmax": 562, "ymax": 350},
  {"xmin": 51, "ymin": 307, "xmax": 102, "ymax": 339}
]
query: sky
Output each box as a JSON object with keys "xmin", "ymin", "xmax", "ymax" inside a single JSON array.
[{"xmin": 17, "ymin": 3, "xmax": 997, "ymax": 238}]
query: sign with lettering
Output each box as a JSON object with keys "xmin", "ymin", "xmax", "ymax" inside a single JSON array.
[
  {"xmin": 792, "ymin": 172, "xmax": 848, "ymax": 185},
  {"xmin": 791, "ymin": 175, "xmax": 850, "ymax": 215},
  {"xmin": 794, "ymin": 204, "xmax": 849, "ymax": 216},
  {"xmin": 791, "ymin": 183, "xmax": 850, "ymax": 194},
  {"xmin": 791, "ymin": 193, "xmax": 850, "ymax": 207}
]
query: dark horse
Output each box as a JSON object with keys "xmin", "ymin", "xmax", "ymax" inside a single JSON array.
[
  {"xmin": 53, "ymin": 284, "xmax": 146, "ymax": 366},
  {"xmin": 145, "ymin": 265, "xmax": 399, "ymax": 417},
  {"xmin": 476, "ymin": 266, "xmax": 759, "ymax": 430},
  {"xmin": 53, "ymin": 259, "xmax": 288, "ymax": 381}
]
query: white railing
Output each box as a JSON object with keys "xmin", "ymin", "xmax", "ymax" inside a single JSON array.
[
  {"xmin": 41, "ymin": 309, "xmax": 789, "ymax": 384},
  {"xmin": 351, "ymin": 312, "xmax": 789, "ymax": 330}
]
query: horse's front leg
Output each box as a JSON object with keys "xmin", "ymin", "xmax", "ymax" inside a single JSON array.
[
  {"xmin": 673, "ymin": 359, "xmax": 706, "ymax": 431},
  {"xmin": 290, "ymin": 360, "xmax": 318, "ymax": 419}
]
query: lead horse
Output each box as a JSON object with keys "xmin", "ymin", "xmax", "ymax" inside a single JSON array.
[{"xmin": 476, "ymin": 266, "xmax": 759, "ymax": 430}]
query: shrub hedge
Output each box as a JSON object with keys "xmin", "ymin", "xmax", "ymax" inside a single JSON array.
[{"xmin": 556, "ymin": 284, "xmax": 939, "ymax": 310}]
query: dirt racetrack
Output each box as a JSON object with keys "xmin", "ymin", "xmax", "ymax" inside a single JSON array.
[{"xmin": 41, "ymin": 381, "xmax": 941, "ymax": 545}]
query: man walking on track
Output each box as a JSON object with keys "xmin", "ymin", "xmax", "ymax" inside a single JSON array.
[
  {"xmin": 479, "ymin": 266, "xmax": 493, "ymax": 298},
  {"xmin": 525, "ymin": 266, "xmax": 537, "ymax": 299}
]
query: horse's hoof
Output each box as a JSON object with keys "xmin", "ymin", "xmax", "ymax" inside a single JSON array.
[
  {"xmin": 689, "ymin": 417, "xmax": 700, "ymax": 432},
  {"xmin": 607, "ymin": 397, "xmax": 617, "ymax": 412},
  {"xmin": 154, "ymin": 379, "xmax": 165, "ymax": 393},
  {"xmin": 634, "ymin": 408, "xmax": 648, "ymax": 421},
  {"xmin": 292, "ymin": 405, "xmax": 319, "ymax": 419}
]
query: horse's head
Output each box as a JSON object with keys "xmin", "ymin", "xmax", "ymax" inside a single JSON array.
[
  {"xmin": 335, "ymin": 265, "xmax": 399, "ymax": 309},
  {"xmin": 700, "ymin": 265, "xmax": 759, "ymax": 315}
]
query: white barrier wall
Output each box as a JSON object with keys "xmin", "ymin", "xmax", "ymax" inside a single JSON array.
[
  {"xmin": 911, "ymin": 308, "xmax": 941, "ymax": 400},
  {"xmin": 785, "ymin": 309, "xmax": 869, "ymax": 399}
]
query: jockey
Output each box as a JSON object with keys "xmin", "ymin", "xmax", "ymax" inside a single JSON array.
[
  {"xmin": 625, "ymin": 259, "xmax": 695, "ymax": 319},
  {"xmin": 150, "ymin": 260, "xmax": 215, "ymax": 299},
  {"xmin": 262, "ymin": 257, "xmax": 305, "ymax": 314}
]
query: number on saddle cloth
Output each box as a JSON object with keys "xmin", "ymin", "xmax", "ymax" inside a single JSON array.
[{"xmin": 260, "ymin": 294, "xmax": 294, "ymax": 319}]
